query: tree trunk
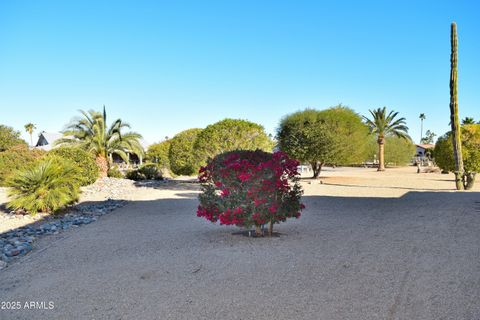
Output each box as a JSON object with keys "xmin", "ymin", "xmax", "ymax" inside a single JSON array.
[
  {"xmin": 449, "ymin": 22, "xmax": 464, "ymax": 190},
  {"xmin": 453, "ymin": 171, "xmax": 464, "ymax": 190},
  {"xmin": 255, "ymin": 225, "xmax": 262, "ymax": 237},
  {"xmin": 420, "ymin": 120, "xmax": 423, "ymax": 143},
  {"xmin": 311, "ymin": 161, "xmax": 324, "ymax": 179},
  {"xmin": 96, "ymin": 156, "xmax": 109, "ymax": 178},
  {"xmin": 29, "ymin": 134, "xmax": 33, "ymax": 148},
  {"xmin": 268, "ymin": 219, "xmax": 274, "ymax": 237},
  {"xmin": 377, "ymin": 137, "xmax": 385, "ymax": 171}
]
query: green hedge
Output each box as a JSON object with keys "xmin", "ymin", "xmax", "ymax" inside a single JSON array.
[
  {"xmin": 169, "ymin": 128, "xmax": 203, "ymax": 176},
  {"xmin": 47, "ymin": 147, "xmax": 99, "ymax": 186},
  {"xmin": 0, "ymin": 145, "xmax": 45, "ymax": 186}
]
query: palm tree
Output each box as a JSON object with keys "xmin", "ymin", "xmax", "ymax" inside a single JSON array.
[
  {"xmin": 419, "ymin": 113, "xmax": 426, "ymax": 142},
  {"xmin": 24, "ymin": 123, "xmax": 36, "ymax": 147},
  {"xmin": 363, "ymin": 107, "xmax": 410, "ymax": 171},
  {"xmin": 57, "ymin": 106, "xmax": 144, "ymax": 177},
  {"xmin": 462, "ymin": 117, "xmax": 475, "ymax": 125}
]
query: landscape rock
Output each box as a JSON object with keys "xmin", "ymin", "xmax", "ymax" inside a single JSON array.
[{"xmin": 0, "ymin": 198, "xmax": 127, "ymax": 268}]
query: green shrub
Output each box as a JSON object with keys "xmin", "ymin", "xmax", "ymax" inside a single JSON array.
[
  {"xmin": 125, "ymin": 169, "xmax": 143, "ymax": 181},
  {"xmin": 47, "ymin": 147, "xmax": 99, "ymax": 186},
  {"xmin": 169, "ymin": 128, "xmax": 203, "ymax": 176},
  {"xmin": 147, "ymin": 140, "xmax": 171, "ymax": 169},
  {"xmin": 0, "ymin": 145, "xmax": 45, "ymax": 186},
  {"xmin": 7, "ymin": 158, "xmax": 81, "ymax": 214},
  {"xmin": 139, "ymin": 164, "xmax": 162, "ymax": 179},
  {"xmin": 126, "ymin": 164, "xmax": 163, "ymax": 181},
  {"xmin": 435, "ymin": 125, "xmax": 480, "ymax": 173},
  {"xmin": 194, "ymin": 119, "xmax": 274, "ymax": 167},
  {"xmin": 107, "ymin": 166, "xmax": 124, "ymax": 178},
  {"xmin": 0, "ymin": 124, "xmax": 27, "ymax": 151}
]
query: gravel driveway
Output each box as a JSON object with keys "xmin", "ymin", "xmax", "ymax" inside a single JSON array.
[{"xmin": 1, "ymin": 185, "xmax": 479, "ymax": 319}]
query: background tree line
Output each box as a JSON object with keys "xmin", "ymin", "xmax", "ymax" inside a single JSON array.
[{"xmin": 148, "ymin": 105, "xmax": 416, "ymax": 178}]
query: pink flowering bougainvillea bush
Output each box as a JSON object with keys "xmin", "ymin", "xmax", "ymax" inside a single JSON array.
[{"xmin": 197, "ymin": 150, "xmax": 305, "ymax": 236}]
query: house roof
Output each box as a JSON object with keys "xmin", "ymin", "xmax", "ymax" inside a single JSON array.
[
  {"xmin": 35, "ymin": 132, "xmax": 65, "ymax": 151},
  {"xmin": 416, "ymin": 144, "xmax": 435, "ymax": 149}
]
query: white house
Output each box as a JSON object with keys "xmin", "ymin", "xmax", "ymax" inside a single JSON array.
[{"xmin": 415, "ymin": 144, "xmax": 435, "ymax": 157}]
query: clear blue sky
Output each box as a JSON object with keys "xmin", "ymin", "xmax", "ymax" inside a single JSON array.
[{"xmin": 1, "ymin": 0, "xmax": 479, "ymax": 145}]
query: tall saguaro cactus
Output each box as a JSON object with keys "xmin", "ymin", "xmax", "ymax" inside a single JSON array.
[{"xmin": 449, "ymin": 22, "xmax": 464, "ymax": 190}]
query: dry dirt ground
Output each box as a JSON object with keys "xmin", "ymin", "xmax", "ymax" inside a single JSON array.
[{"xmin": 0, "ymin": 167, "xmax": 479, "ymax": 320}]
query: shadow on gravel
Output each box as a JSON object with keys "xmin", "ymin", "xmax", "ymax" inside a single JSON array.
[
  {"xmin": 301, "ymin": 191, "xmax": 480, "ymax": 223},
  {"xmin": 0, "ymin": 199, "xmax": 127, "ymax": 263},
  {"xmin": 3, "ymin": 189, "xmax": 479, "ymax": 267},
  {"xmin": 2, "ymin": 190, "xmax": 480, "ymax": 319},
  {"xmin": 315, "ymin": 182, "xmax": 455, "ymax": 192}
]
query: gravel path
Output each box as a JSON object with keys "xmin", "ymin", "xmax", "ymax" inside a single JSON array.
[{"xmin": 0, "ymin": 168, "xmax": 479, "ymax": 319}]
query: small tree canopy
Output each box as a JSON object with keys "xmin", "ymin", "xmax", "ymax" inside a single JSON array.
[
  {"xmin": 277, "ymin": 106, "xmax": 369, "ymax": 177},
  {"xmin": 169, "ymin": 128, "xmax": 203, "ymax": 176},
  {"xmin": 435, "ymin": 124, "xmax": 480, "ymax": 173},
  {"xmin": 194, "ymin": 119, "xmax": 273, "ymax": 166},
  {"xmin": 420, "ymin": 130, "xmax": 436, "ymax": 144},
  {"xmin": 147, "ymin": 140, "xmax": 171, "ymax": 169},
  {"xmin": 0, "ymin": 125, "xmax": 27, "ymax": 151}
]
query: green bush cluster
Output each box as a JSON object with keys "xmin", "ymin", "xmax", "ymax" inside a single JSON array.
[
  {"xmin": 434, "ymin": 124, "xmax": 480, "ymax": 174},
  {"xmin": 168, "ymin": 128, "xmax": 203, "ymax": 176},
  {"xmin": 0, "ymin": 125, "xmax": 27, "ymax": 152},
  {"xmin": 161, "ymin": 119, "xmax": 274, "ymax": 176},
  {"xmin": 126, "ymin": 164, "xmax": 163, "ymax": 181},
  {"xmin": 277, "ymin": 106, "xmax": 370, "ymax": 177},
  {"xmin": 0, "ymin": 145, "xmax": 45, "ymax": 186},
  {"xmin": 107, "ymin": 166, "xmax": 124, "ymax": 178},
  {"xmin": 146, "ymin": 140, "xmax": 171, "ymax": 169},
  {"xmin": 7, "ymin": 157, "xmax": 81, "ymax": 214},
  {"xmin": 365, "ymin": 136, "xmax": 416, "ymax": 166},
  {"xmin": 47, "ymin": 147, "xmax": 99, "ymax": 186},
  {"xmin": 193, "ymin": 119, "xmax": 274, "ymax": 167}
]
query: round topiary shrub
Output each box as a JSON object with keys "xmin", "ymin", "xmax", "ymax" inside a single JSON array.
[
  {"xmin": 197, "ymin": 150, "xmax": 304, "ymax": 236},
  {"xmin": 169, "ymin": 128, "xmax": 203, "ymax": 176},
  {"xmin": 47, "ymin": 147, "xmax": 99, "ymax": 186}
]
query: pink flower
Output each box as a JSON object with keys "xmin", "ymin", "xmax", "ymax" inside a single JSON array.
[
  {"xmin": 268, "ymin": 204, "xmax": 278, "ymax": 213},
  {"xmin": 254, "ymin": 198, "xmax": 266, "ymax": 207},
  {"xmin": 238, "ymin": 172, "xmax": 251, "ymax": 182}
]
